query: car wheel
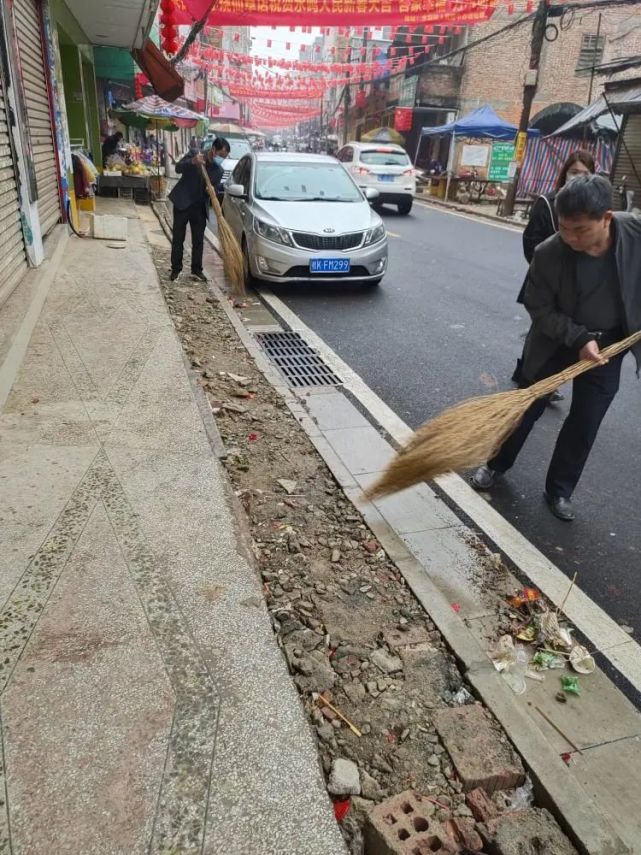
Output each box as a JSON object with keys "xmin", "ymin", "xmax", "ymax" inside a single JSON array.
[{"xmin": 397, "ymin": 199, "xmax": 413, "ymax": 215}]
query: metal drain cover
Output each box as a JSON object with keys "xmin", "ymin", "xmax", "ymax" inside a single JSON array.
[{"xmin": 255, "ymin": 331, "xmax": 342, "ymax": 388}]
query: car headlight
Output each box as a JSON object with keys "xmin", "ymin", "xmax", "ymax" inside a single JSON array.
[
  {"xmin": 363, "ymin": 223, "xmax": 386, "ymax": 246},
  {"xmin": 254, "ymin": 217, "xmax": 293, "ymax": 247}
]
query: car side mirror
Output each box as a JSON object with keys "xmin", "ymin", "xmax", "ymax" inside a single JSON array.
[
  {"xmin": 227, "ymin": 183, "xmax": 246, "ymax": 199},
  {"xmin": 364, "ymin": 187, "xmax": 380, "ymax": 202}
]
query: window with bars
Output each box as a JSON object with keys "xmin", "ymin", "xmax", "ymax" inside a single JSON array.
[{"xmin": 576, "ymin": 34, "xmax": 606, "ymax": 74}]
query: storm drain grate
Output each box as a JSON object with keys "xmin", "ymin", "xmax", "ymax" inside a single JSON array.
[{"xmin": 255, "ymin": 331, "xmax": 342, "ymax": 388}]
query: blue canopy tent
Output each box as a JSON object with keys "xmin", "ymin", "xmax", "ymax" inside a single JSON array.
[{"xmin": 419, "ymin": 105, "xmax": 539, "ymax": 198}]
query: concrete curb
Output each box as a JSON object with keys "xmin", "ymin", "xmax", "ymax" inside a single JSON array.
[{"xmin": 415, "ymin": 192, "xmax": 526, "ymax": 228}]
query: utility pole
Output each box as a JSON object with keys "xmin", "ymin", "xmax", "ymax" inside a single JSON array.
[{"xmin": 502, "ymin": 0, "xmax": 548, "ymax": 217}]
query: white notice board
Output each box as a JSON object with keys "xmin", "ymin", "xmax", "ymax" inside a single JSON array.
[{"xmin": 460, "ymin": 144, "xmax": 490, "ymax": 167}]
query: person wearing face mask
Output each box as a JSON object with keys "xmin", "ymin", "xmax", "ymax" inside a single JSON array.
[
  {"xmin": 168, "ymin": 137, "xmax": 230, "ymax": 282},
  {"xmin": 513, "ymin": 150, "xmax": 596, "ymax": 392},
  {"xmin": 472, "ymin": 175, "xmax": 641, "ymax": 521}
]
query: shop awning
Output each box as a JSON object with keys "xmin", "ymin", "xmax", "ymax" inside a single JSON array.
[
  {"xmin": 550, "ymin": 81, "xmax": 641, "ymax": 136},
  {"xmin": 64, "ymin": 0, "xmax": 157, "ymax": 49}
]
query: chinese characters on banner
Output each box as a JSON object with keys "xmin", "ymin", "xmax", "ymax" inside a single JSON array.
[{"xmin": 172, "ymin": 0, "xmax": 497, "ymax": 26}]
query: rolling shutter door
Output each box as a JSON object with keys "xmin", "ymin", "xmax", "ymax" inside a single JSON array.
[
  {"xmin": 12, "ymin": 0, "xmax": 61, "ymax": 234},
  {"xmin": 611, "ymin": 114, "xmax": 641, "ymax": 212},
  {"xmin": 0, "ymin": 72, "xmax": 27, "ymax": 301}
]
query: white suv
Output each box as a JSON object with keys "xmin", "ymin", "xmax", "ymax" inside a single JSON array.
[{"xmin": 336, "ymin": 141, "xmax": 416, "ymax": 214}]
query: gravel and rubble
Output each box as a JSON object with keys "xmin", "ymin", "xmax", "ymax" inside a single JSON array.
[{"xmin": 150, "ymin": 243, "xmax": 577, "ymax": 855}]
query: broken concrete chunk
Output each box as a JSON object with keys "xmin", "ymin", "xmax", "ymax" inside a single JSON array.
[
  {"xmin": 328, "ymin": 758, "xmax": 361, "ymax": 796},
  {"xmin": 370, "ymin": 648, "xmax": 403, "ymax": 675},
  {"xmin": 277, "ymin": 478, "xmax": 298, "ymax": 495}
]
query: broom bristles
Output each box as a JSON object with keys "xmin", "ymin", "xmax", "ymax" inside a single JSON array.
[
  {"xmin": 200, "ymin": 165, "xmax": 246, "ymax": 299},
  {"xmin": 364, "ymin": 330, "xmax": 641, "ymax": 502}
]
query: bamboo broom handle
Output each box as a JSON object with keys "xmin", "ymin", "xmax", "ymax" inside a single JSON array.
[
  {"xmin": 528, "ymin": 330, "xmax": 641, "ymax": 399},
  {"xmin": 199, "ymin": 162, "xmax": 224, "ymax": 219}
]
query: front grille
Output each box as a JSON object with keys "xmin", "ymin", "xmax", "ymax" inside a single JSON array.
[
  {"xmin": 255, "ymin": 331, "xmax": 342, "ymax": 388},
  {"xmin": 285, "ymin": 265, "xmax": 370, "ymax": 279},
  {"xmin": 292, "ymin": 231, "xmax": 364, "ymax": 251}
]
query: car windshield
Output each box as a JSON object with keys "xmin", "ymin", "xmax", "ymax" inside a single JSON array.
[
  {"xmin": 227, "ymin": 138, "xmax": 252, "ymax": 159},
  {"xmin": 254, "ymin": 161, "xmax": 362, "ymax": 202},
  {"xmin": 360, "ymin": 150, "xmax": 410, "ymax": 166}
]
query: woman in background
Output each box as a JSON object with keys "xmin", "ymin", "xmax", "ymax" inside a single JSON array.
[{"xmin": 512, "ymin": 149, "xmax": 596, "ymax": 391}]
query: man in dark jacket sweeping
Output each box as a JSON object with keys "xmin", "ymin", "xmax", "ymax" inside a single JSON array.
[
  {"xmin": 472, "ymin": 175, "xmax": 641, "ymax": 521},
  {"xmin": 168, "ymin": 137, "xmax": 230, "ymax": 282}
]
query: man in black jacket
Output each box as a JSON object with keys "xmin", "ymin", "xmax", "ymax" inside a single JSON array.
[
  {"xmin": 168, "ymin": 137, "xmax": 230, "ymax": 282},
  {"xmin": 472, "ymin": 175, "xmax": 641, "ymax": 521}
]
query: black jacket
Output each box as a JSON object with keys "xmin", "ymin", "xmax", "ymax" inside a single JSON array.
[
  {"xmin": 517, "ymin": 193, "xmax": 558, "ymax": 303},
  {"xmin": 168, "ymin": 154, "xmax": 224, "ymax": 212},
  {"xmin": 521, "ymin": 212, "xmax": 641, "ymax": 382}
]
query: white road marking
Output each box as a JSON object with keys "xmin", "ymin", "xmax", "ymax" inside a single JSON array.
[{"xmin": 259, "ymin": 287, "xmax": 641, "ymax": 695}]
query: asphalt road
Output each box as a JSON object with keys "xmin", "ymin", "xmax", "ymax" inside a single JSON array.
[{"xmin": 269, "ymin": 201, "xmax": 641, "ymax": 641}]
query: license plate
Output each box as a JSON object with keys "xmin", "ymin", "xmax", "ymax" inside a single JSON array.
[
  {"xmin": 310, "ymin": 258, "xmax": 350, "ymax": 273},
  {"xmin": 378, "ymin": 174, "xmax": 395, "ymax": 182}
]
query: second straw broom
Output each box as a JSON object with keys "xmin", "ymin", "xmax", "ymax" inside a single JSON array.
[
  {"xmin": 199, "ymin": 163, "xmax": 245, "ymax": 299},
  {"xmin": 364, "ymin": 330, "xmax": 641, "ymax": 502}
]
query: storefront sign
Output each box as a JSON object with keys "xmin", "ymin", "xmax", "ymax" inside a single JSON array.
[
  {"xmin": 399, "ymin": 75, "xmax": 417, "ymax": 108},
  {"xmin": 488, "ymin": 142, "xmax": 515, "ymax": 181},
  {"xmin": 514, "ymin": 131, "xmax": 527, "ymax": 164}
]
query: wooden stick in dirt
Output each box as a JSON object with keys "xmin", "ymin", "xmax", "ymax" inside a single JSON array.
[
  {"xmin": 314, "ymin": 693, "xmax": 362, "ymax": 737},
  {"xmin": 364, "ymin": 330, "xmax": 641, "ymax": 501},
  {"xmin": 198, "ymin": 163, "xmax": 245, "ymax": 299},
  {"xmin": 557, "ymin": 572, "xmax": 578, "ymax": 616},
  {"xmin": 530, "ymin": 703, "xmax": 583, "ymax": 754}
]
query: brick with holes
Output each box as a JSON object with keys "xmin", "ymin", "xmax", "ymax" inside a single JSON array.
[{"xmin": 365, "ymin": 790, "xmax": 461, "ymax": 855}]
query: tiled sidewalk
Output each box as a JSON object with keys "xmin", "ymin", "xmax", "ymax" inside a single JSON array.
[{"xmin": 0, "ymin": 203, "xmax": 345, "ymax": 855}]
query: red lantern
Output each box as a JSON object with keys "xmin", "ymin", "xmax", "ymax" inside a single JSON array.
[
  {"xmin": 355, "ymin": 90, "xmax": 367, "ymax": 109},
  {"xmin": 159, "ymin": 0, "xmax": 173, "ymax": 11},
  {"xmin": 163, "ymin": 37, "xmax": 178, "ymax": 54}
]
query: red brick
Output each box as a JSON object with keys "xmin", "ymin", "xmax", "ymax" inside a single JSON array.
[
  {"xmin": 465, "ymin": 787, "xmax": 498, "ymax": 824},
  {"xmin": 444, "ymin": 817, "xmax": 483, "ymax": 852},
  {"xmin": 365, "ymin": 790, "xmax": 460, "ymax": 855},
  {"xmin": 434, "ymin": 705, "xmax": 525, "ymax": 794}
]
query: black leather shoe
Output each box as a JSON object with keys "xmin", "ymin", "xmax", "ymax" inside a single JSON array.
[
  {"xmin": 170, "ymin": 270, "xmax": 180, "ymax": 282},
  {"xmin": 544, "ymin": 492, "xmax": 575, "ymax": 522}
]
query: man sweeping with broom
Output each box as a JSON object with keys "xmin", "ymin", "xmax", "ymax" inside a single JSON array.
[
  {"xmin": 169, "ymin": 137, "xmax": 230, "ymax": 283},
  {"xmin": 472, "ymin": 175, "xmax": 641, "ymax": 521}
]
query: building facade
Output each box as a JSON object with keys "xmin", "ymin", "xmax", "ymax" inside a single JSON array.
[{"xmin": 0, "ymin": 0, "xmax": 157, "ymax": 306}]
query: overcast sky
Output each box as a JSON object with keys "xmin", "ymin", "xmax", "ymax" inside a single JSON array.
[{"xmin": 250, "ymin": 27, "xmax": 319, "ymax": 59}]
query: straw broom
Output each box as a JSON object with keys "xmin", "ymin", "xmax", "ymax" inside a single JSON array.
[
  {"xmin": 364, "ymin": 330, "xmax": 641, "ymax": 501},
  {"xmin": 199, "ymin": 163, "xmax": 245, "ymax": 299}
]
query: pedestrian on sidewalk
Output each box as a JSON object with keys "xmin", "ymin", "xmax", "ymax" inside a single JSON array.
[
  {"xmin": 512, "ymin": 150, "xmax": 596, "ymax": 398},
  {"xmin": 472, "ymin": 174, "xmax": 641, "ymax": 521},
  {"xmin": 169, "ymin": 137, "xmax": 230, "ymax": 282}
]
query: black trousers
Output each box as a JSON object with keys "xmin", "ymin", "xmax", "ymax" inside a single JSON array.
[
  {"xmin": 171, "ymin": 202, "xmax": 206, "ymax": 274},
  {"xmin": 489, "ymin": 345, "xmax": 625, "ymax": 499}
]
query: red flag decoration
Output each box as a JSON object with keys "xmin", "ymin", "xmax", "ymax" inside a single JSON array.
[
  {"xmin": 394, "ymin": 107, "xmax": 413, "ymax": 131},
  {"xmin": 175, "ymin": 0, "xmax": 498, "ymax": 26}
]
